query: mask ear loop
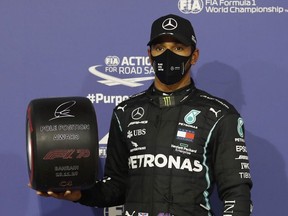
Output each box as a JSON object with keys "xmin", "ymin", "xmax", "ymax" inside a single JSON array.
[{"xmin": 184, "ymin": 50, "xmax": 194, "ymax": 73}]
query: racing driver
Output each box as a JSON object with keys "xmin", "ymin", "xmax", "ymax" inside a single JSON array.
[{"xmin": 39, "ymin": 14, "xmax": 253, "ymax": 216}]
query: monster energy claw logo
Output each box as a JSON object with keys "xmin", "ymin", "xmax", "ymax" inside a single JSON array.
[
  {"xmin": 178, "ymin": 0, "xmax": 204, "ymax": 14},
  {"xmin": 163, "ymin": 96, "xmax": 172, "ymax": 106},
  {"xmin": 184, "ymin": 109, "xmax": 201, "ymax": 125},
  {"xmin": 160, "ymin": 96, "xmax": 175, "ymax": 107},
  {"xmin": 237, "ymin": 117, "xmax": 244, "ymax": 138}
]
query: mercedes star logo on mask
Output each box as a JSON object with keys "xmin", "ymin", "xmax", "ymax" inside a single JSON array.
[
  {"xmin": 162, "ymin": 18, "xmax": 178, "ymax": 31},
  {"xmin": 131, "ymin": 107, "xmax": 145, "ymax": 120}
]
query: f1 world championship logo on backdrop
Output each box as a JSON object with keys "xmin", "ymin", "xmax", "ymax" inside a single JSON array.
[
  {"xmin": 89, "ymin": 55, "xmax": 154, "ymax": 87},
  {"xmin": 178, "ymin": 0, "xmax": 288, "ymax": 14}
]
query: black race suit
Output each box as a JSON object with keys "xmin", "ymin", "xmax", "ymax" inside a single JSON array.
[{"xmin": 78, "ymin": 82, "xmax": 253, "ymax": 216}]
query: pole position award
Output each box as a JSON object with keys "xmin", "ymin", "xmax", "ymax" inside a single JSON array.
[{"xmin": 26, "ymin": 97, "xmax": 99, "ymax": 192}]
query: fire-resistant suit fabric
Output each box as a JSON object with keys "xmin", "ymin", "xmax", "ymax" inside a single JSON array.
[{"xmin": 78, "ymin": 82, "xmax": 253, "ymax": 216}]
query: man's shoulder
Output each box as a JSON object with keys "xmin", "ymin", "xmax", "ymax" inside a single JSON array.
[
  {"xmin": 193, "ymin": 88, "xmax": 238, "ymax": 113},
  {"xmin": 114, "ymin": 90, "xmax": 148, "ymax": 111}
]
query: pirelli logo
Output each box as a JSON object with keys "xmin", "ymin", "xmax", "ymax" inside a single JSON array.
[{"xmin": 159, "ymin": 96, "xmax": 175, "ymax": 107}]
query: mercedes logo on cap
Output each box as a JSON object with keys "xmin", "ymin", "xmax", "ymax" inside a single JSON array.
[
  {"xmin": 131, "ymin": 107, "xmax": 145, "ymax": 120},
  {"xmin": 162, "ymin": 18, "xmax": 178, "ymax": 31}
]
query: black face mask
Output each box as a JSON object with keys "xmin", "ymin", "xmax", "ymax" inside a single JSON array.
[{"xmin": 151, "ymin": 49, "xmax": 192, "ymax": 85}]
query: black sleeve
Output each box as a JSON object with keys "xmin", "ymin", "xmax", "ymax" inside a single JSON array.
[
  {"xmin": 213, "ymin": 114, "xmax": 253, "ymax": 216},
  {"xmin": 78, "ymin": 111, "xmax": 129, "ymax": 207}
]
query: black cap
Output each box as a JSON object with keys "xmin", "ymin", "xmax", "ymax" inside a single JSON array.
[{"xmin": 147, "ymin": 14, "xmax": 197, "ymax": 47}]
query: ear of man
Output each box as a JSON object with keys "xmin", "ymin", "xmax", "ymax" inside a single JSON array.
[{"xmin": 191, "ymin": 48, "xmax": 200, "ymax": 65}]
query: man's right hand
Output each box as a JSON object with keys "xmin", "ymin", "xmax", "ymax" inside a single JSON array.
[{"xmin": 36, "ymin": 190, "xmax": 82, "ymax": 202}]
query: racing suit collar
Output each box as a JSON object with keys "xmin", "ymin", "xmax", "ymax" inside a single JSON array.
[{"xmin": 147, "ymin": 79, "xmax": 196, "ymax": 107}]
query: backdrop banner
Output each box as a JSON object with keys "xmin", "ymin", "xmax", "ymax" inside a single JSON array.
[{"xmin": 1, "ymin": 0, "xmax": 287, "ymax": 215}]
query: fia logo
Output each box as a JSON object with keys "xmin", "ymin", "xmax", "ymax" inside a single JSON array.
[
  {"xmin": 184, "ymin": 109, "xmax": 201, "ymax": 125},
  {"xmin": 105, "ymin": 56, "xmax": 120, "ymax": 66},
  {"xmin": 178, "ymin": 0, "xmax": 204, "ymax": 14}
]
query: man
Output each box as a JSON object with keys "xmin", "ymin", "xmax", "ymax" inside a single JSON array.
[{"xmin": 39, "ymin": 14, "xmax": 253, "ymax": 216}]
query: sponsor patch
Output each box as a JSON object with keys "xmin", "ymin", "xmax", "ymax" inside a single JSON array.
[
  {"xmin": 176, "ymin": 128, "xmax": 195, "ymax": 142},
  {"xmin": 237, "ymin": 117, "xmax": 244, "ymax": 138},
  {"xmin": 184, "ymin": 109, "xmax": 201, "ymax": 125}
]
